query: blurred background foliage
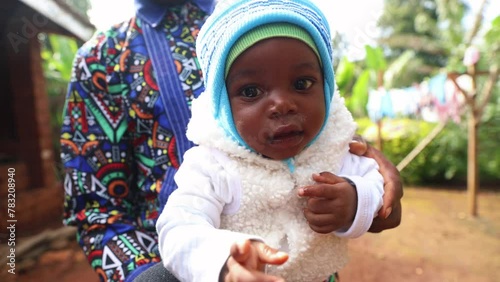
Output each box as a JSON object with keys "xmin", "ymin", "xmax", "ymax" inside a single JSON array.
[
  {"xmin": 356, "ymin": 115, "xmax": 500, "ymax": 186},
  {"xmin": 42, "ymin": 0, "xmax": 499, "ymax": 187},
  {"xmin": 335, "ymin": 0, "xmax": 499, "ymax": 187},
  {"xmin": 41, "ymin": 33, "xmax": 80, "ymax": 169}
]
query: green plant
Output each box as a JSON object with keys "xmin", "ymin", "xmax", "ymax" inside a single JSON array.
[
  {"xmin": 41, "ymin": 33, "xmax": 79, "ymax": 178},
  {"xmin": 357, "ymin": 118, "xmax": 500, "ymax": 186}
]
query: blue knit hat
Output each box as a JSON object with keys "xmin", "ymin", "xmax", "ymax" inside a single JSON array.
[
  {"xmin": 196, "ymin": 0, "xmax": 335, "ymax": 150},
  {"xmin": 225, "ymin": 23, "xmax": 320, "ymax": 77}
]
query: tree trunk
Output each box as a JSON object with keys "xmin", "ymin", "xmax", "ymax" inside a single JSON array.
[
  {"xmin": 467, "ymin": 109, "xmax": 479, "ymax": 216},
  {"xmin": 467, "ymin": 63, "xmax": 479, "ymax": 217}
]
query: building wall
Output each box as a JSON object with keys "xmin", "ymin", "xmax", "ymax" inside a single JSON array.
[{"xmin": 0, "ymin": 1, "xmax": 63, "ymax": 236}]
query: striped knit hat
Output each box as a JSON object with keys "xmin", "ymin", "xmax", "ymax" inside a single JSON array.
[
  {"xmin": 224, "ymin": 23, "xmax": 320, "ymax": 77},
  {"xmin": 196, "ymin": 0, "xmax": 335, "ymax": 149}
]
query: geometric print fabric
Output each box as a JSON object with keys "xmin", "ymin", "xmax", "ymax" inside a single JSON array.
[{"xmin": 60, "ymin": 3, "xmax": 208, "ymax": 281}]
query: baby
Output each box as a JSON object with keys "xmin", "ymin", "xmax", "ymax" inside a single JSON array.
[{"xmin": 157, "ymin": 0, "xmax": 384, "ymax": 281}]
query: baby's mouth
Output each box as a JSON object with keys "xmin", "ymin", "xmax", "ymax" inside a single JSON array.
[{"xmin": 270, "ymin": 125, "xmax": 303, "ymax": 143}]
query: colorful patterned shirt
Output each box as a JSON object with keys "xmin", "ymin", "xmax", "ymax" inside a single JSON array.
[{"xmin": 60, "ymin": 1, "xmax": 210, "ymax": 281}]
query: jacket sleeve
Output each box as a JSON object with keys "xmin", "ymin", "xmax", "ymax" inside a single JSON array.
[
  {"xmin": 335, "ymin": 153, "xmax": 384, "ymax": 238},
  {"xmin": 60, "ymin": 30, "xmax": 160, "ymax": 282},
  {"xmin": 157, "ymin": 147, "xmax": 260, "ymax": 282}
]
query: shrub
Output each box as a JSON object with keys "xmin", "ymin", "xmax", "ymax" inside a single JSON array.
[{"xmin": 356, "ymin": 117, "xmax": 500, "ymax": 187}]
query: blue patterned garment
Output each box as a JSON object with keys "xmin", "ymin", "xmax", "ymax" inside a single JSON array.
[{"xmin": 60, "ymin": 1, "xmax": 211, "ymax": 281}]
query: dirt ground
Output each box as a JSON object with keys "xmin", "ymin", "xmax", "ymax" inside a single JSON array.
[{"xmin": 7, "ymin": 186, "xmax": 500, "ymax": 282}]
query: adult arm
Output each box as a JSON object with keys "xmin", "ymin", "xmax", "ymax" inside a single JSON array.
[
  {"xmin": 348, "ymin": 136, "xmax": 403, "ymax": 232},
  {"xmin": 334, "ymin": 154, "xmax": 384, "ymax": 237}
]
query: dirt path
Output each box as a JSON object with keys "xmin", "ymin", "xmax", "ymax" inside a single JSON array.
[
  {"xmin": 340, "ymin": 187, "xmax": 500, "ymax": 282},
  {"xmin": 12, "ymin": 187, "xmax": 500, "ymax": 282}
]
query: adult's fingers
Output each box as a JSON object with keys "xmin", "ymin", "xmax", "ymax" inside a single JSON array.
[
  {"xmin": 348, "ymin": 134, "xmax": 368, "ymax": 156},
  {"xmin": 377, "ymin": 177, "xmax": 402, "ymax": 219},
  {"xmin": 368, "ymin": 201, "xmax": 402, "ymax": 233},
  {"xmin": 364, "ymin": 145, "xmax": 403, "ymax": 216}
]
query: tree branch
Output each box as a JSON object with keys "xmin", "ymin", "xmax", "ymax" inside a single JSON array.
[
  {"xmin": 378, "ymin": 35, "xmax": 449, "ymax": 56},
  {"xmin": 477, "ymin": 64, "xmax": 499, "ymax": 121},
  {"xmin": 447, "ymin": 72, "xmax": 474, "ymax": 105},
  {"xmin": 465, "ymin": 0, "xmax": 488, "ymax": 45}
]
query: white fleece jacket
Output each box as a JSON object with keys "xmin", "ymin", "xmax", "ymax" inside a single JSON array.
[{"xmin": 157, "ymin": 93, "xmax": 384, "ymax": 282}]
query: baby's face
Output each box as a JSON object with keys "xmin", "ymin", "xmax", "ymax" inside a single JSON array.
[{"xmin": 226, "ymin": 37, "xmax": 325, "ymax": 160}]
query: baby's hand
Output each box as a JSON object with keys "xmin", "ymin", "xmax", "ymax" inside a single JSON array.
[
  {"xmin": 220, "ymin": 239, "xmax": 288, "ymax": 282},
  {"xmin": 298, "ymin": 172, "xmax": 357, "ymax": 233}
]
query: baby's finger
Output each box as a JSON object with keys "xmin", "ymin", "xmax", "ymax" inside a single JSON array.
[
  {"xmin": 298, "ymin": 182, "xmax": 349, "ymax": 199},
  {"xmin": 225, "ymin": 257, "xmax": 286, "ymax": 282},
  {"xmin": 254, "ymin": 242, "xmax": 289, "ymax": 265},
  {"xmin": 311, "ymin": 171, "xmax": 345, "ymax": 185},
  {"xmin": 303, "ymin": 209, "xmax": 337, "ymax": 227},
  {"xmin": 229, "ymin": 240, "xmax": 251, "ymax": 263}
]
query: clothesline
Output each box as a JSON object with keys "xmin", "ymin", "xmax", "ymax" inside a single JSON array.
[{"xmin": 366, "ymin": 73, "xmax": 471, "ymax": 124}]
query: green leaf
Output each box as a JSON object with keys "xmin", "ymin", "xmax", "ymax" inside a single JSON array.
[
  {"xmin": 365, "ymin": 45, "xmax": 387, "ymax": 71},
  {"xmin": 485, "ymin": 16, "xmax": 500, "ymax": 48},
  {"xmin": 47, "ymin": 34, "xmax": 79, "ymax": 81},
  {"xmin": 350, "ymin": 70, "xmax": 372, "ymax": 116},
  {"xmin": 335, "ymin": 56, "xmax": 355, "ymax": 92}
]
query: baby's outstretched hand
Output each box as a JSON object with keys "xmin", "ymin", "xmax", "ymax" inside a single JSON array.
[
  {"xmin": 220, "ymin": 239, "xmax": 288, "ymax": 282},
  {"xmin": 298, "ymin": 172, "xmax": 357, "ymax": 234}
]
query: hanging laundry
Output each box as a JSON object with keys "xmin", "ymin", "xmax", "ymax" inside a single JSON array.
[
  {"xmin": 427, "ymin": 73, "xmax": 448, "ymax": 104},
  {"xmin": 367, "ymin": 87, "xmax": 421, "ymax": 122},
  {"xmin": 366, "ymin": 72, "xmax": 465, "ymax": 123}
]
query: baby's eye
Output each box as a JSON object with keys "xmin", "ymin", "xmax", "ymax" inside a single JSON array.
[
  {"xmin": 240, "ymin": 86, "xmax": 261, "ymax": 98},
  {"xmin": 294, "ymin": 78, "xmax": 314, "ymax": 91}
]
